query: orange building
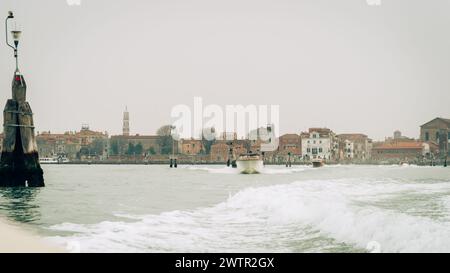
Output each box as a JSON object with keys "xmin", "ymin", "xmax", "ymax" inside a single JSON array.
[
  {"xmin": 181, "ymin": 139, "xmax": 204, "ymax": 155},
  {"xmin": 210, "ymin": 140, "xmax": 249, "ymax": 162},
  {"xmin": 278, "ymin": 134, "xmax": 301, "ymax": 155},
  {"xmin": 36, "ymin": 132, "xmax": 82, "ymax": 159},
  {"xmin": 371, "ymin": 141, "xmax": 428, "ymax": 162},
  {"xmin": 337, "ymin": 134, "xmax": 371, "ymax": 161}
]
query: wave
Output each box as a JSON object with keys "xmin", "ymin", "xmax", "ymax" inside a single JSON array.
[
  {"xmin": 181, "ymin": 166, "xmax": 240, "ymax": 174},
  {"xmin": 47, "ymin": 178, "xmax": 450, "ymax": 253},
  {"xmin": 181, "ymin": 165, "xmax": 309, "ymax": 175}
]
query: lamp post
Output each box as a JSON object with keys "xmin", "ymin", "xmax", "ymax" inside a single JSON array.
[
  {"xmin": 5, "ymin": 11, "xmax": 22, "ymax": 74},
  {"xmin": 0, "ymin": 11, "xmax": 45, "ymax": 187}
]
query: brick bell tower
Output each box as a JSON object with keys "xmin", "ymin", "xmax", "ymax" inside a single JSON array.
[{"xmin": 123, "ymin": 106, "xmax": 130, "ymax": 136}]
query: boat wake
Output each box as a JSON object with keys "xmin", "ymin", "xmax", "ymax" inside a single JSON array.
[
  {"xmin": 182, "ymin": 165, "xmax": 309, "ymax": 175},
  {"xmin": 47, "ymin": 178, "xmax": 450, "ymax": 253}
]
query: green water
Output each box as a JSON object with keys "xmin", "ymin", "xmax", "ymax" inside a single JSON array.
[{"xmin": 0, "ymin": 164, "xmax": 449, "ymax": 253}]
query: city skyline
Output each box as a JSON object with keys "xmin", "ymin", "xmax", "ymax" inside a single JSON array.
[
  {"xmin": 1, "ymin": 0, "xmax": 449, "ymax": 141},
  {"xmin": 32, "ymin": 110, "xmax": 438, "ymax": 142}
]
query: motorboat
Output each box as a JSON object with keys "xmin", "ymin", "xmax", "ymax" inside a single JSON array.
[
  {"xmin": 311, "ymin": 158, "xmax": 324, "ymax": 168},
  {"xmin": 236, "ymin": 153, "xmax": 264, "ymax": 174}
]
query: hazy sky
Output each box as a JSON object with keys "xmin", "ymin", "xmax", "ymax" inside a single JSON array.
[{"xmin": 1, "ymin": 0, "xmax": 449, "ymax": 140}]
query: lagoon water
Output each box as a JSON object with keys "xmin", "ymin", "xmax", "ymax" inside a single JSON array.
[{"xmin": 0, "ymin": 164, "xmax": 449, "ymax": 253}]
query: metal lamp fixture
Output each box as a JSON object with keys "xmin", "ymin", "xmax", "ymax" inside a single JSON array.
[
  {"xmin": 12, "ymin": 30, "xmax": 22, "ymax": 45},
  {"xmin": 5, "ymin": 11, "xmax": 21, "ymax": 73}
]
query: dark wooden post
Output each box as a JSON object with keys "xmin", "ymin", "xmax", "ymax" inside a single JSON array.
[{"xmin": 0, "ymin": 74, "xmax": 44, "ymax": 187}]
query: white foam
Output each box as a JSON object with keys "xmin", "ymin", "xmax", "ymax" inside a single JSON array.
[
  {"xmin": 183, "ymin": 165, "xmax": 309, "ymax": 175},
  {"xmin": 181, "ymin": 166, "xmax": 240, "ymax": 174},
  {"xmin": 47, "ymin": 178, "xmax": 450, "ymax": 253},
  {"xmin": 259, "ymin": 166, "xmax": 309, "ymax": 174}
]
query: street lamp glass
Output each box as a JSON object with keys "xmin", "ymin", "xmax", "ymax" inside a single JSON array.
[{"xmin": 11, "ymin": 30, "xmax": 22, "ymax": 42}]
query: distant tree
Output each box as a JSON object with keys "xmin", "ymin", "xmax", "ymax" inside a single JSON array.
[
  {"xmin": 157, "ymin": 125, "xmax": 174, "ymax": 155},
  {"xmin": 91, "ymin": 138, "xmax": 106, "ymax": 156},
  {"xmin": 148, "ymin": 147, "xmax": 156, "ymax": 155},
  {"xmin": 157, "ymin": 125, "xmax": 173, "ymax": 137},
  {"xmin": 127, "ymin": 142, "xmax": 135, "ymax": 155},
  {"xmin": 135, "ymin": 142, "xmax": 144, "ymax": 156},
  {"xmin": 110, "ymin": 140, "xmax": 119, "ymax": 155},
  {"xmin": 159, "ymin": 138, "xmax": 173, "ymax": 155}
]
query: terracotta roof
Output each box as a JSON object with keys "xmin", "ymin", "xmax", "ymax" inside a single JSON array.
[
  {"xmin": 280, "ymin": 134, "xmax": 300, "ymax": 139},
  {"xmin": 338, "ymin": 134, "xmax": 368, "ymax": 140},
  {"xmin": 373, "ymin": 141, "xmax": 424, "ymax": 150},
  {"xmin": 111, "ymin": 135, "xmax": 160, "ymax": 140},
  {"xmin": 77, "ymin": 130, "xmax": 107, "ymax": 136},
  {"xmin": 309, "ymin": 128, "xmax": 331, "ymax": 134}
]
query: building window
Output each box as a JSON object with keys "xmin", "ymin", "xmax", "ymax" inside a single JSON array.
[
  {"xmin": 312, "ymin": 148, "xmax": 318, "ymax": 155},
  {"xmin": 448, "ymin": 132, "xmax": 450, "ymax": 140},
  {"xmin": 319, "ymin": 148, "xmax": 323, "ymax": 153},
  {"xmin": 307, "ymin": 148, "xmax": 311, "ymax": 153},
  {"xmin": 436, "ymin": 132, "xmax": 440, "ymax": 142},
  {"xmin": 425, "ymin": 132, "xmax": 429, "ymax": 141}
]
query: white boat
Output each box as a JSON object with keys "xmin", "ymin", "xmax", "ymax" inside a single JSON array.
[
  {"xmin": 39, "ymin": 156, "xmax": 70, "ymax": 164},
  {"xmin": 236, "ymin": 153, "xmax": 264, "ymax": 174},
  {"xmin": 311, "ymin": 158, "xmax": 324, "ymax": 168}
]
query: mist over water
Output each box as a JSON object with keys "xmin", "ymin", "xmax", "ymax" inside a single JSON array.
[{"xmin": 0, "ymin": 165, "xmax": 449, "ymax": 253}]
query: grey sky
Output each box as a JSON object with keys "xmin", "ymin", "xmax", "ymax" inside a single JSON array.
[{"xmin": 1, "ymin": 0, "xmax": 449, "ymax": 140}]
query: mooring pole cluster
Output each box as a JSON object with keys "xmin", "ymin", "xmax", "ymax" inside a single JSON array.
[
  {"xmin": 169, "ymin": 126, "xmax": 177, "ymax": 168},
  {"xmin": 0, "ymin": 11, "xmax": 44, "ymax": 187}
]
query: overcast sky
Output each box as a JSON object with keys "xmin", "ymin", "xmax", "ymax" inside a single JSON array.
[{"xmin": 1, "ymin": 0, "xmax": 449, "ymax": 140}]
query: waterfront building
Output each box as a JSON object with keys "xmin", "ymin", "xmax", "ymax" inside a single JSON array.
[
  {"xmin": 210, "ymin": 140, "xmax": 249, "ymax": 162},
  {"xmin": 301, "ymin": 128, "xmax": 338, "ymax": 160},
  {"xmin": 35, "ymin": 126, "xmax": 108, "ymax": 160},
  {"xmin": 36, "ymin": 132, "xmax": 82, "ymax": 160},
  {"xmin": 248, "ymin": 125, "xmax": 277, "ymax": 153},
  {"xmin": 76, "ymin": 125, "xmax": 108, "ymax": 147},
  {"xmin": 210, "ymin": 141, "xmax": 229, "ymax": 162},
  {"xmin": 420, "ymin": 117, "xmax": 450, "ymax": 158},
  {"xmin": 337, "ymin": 134, "xmax": 371, "ymax": 161},
  {"xmin": 180, "ymin": 139, "xmax": 204, "ymax": 155},
  {"xmin": 371, "ymin": 141, "xmax": 431, "ymax": 162},
  {"xmin": 278, "ymin": 134, "xmax": 301, "ymax": 155}
]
